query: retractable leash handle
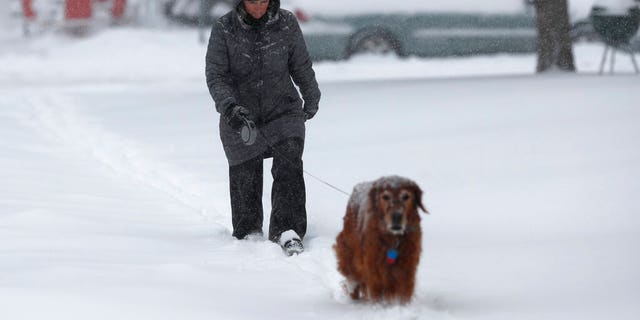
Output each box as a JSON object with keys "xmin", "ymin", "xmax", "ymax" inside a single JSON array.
[{"xmin": 240, "ymin": 116, "xmax": 257, "ymax": 146}]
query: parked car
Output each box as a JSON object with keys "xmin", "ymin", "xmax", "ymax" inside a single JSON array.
[
  {"xmin": 293, "ymin": 2, "xmax": 539, "ymax": 60},
  {"xmin": 291, "ymin": 0, "xmax": 640, "ymax": 60},
  {"xmin": 165, "ymin": 0, "xmax": 640, "ymax": 60},
  {"xmin": 164, "ymin": 0, "xmax": 234, "ymax": 26}
]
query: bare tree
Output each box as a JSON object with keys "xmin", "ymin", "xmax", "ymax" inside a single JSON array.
[{"xmin": 534, "ymin": 0, "xmax": 576, "ymax": 72}]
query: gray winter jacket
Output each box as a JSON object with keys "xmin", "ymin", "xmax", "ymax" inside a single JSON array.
[{"xmin": 205, "ymin": 0, "xmax": 321, "ymax": 166}]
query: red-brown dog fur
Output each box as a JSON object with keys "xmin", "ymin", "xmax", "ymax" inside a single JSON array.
[{"xmin": 334, "ymin": 176, "xmax": 427, "ymax": 304}]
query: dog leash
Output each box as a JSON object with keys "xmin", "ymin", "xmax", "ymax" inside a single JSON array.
[
  {"xmin": 254, "ymin": 128, "xmax": 351, "ymax": 197},
  {"xmin": 237, "ymin": 114, "xmax": 350, "ymax": 196}
]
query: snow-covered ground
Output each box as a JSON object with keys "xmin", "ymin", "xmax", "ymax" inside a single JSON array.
[{"xmin": 1, "ymin": 28, "xmax": 639, "ymax": 320}]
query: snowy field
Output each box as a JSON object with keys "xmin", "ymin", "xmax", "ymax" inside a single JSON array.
[{"xmin": 1, "ymin": 27, "xmax": 640, "ymax": 320}]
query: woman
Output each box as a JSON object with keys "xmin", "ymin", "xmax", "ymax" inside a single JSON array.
[{"xmin": 205, "ymin": 0, "xmax": 320, "ymax": 255}]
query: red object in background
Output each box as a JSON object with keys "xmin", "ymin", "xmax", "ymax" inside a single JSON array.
[
  {"xmin": 294, "ymin": 8, "xmax": 309, "ymax": 23},
  {"xmin": 22, "ymin": 0, "xmax": 36, "ymax": 19},
  {"xmin": 112, "ymin": 0, "xmax": 127, "ymax": 19},
  {"xmin": 65, "ymin": 0, "xmax": 93, "ymax": 20},
  {"xmin": 22, "ymin": 0, "xmax": 127, "ymax": 22}
]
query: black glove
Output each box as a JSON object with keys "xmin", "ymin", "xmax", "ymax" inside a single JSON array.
[
  {"xmin": 224, "ymin": 105, "xmax": 250, "ymax": 130},
  {"xmin": 303, "ymin": 106, "xmax": 317, "ymax": 121}
]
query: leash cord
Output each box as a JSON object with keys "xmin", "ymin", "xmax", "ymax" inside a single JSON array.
[{"xmin": 256, "ymin": 131, "xmax": 350, "ymax": 197}]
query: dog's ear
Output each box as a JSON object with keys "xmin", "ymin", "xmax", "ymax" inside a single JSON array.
[
  {"xmin": 413, "ymin": 185, "xmax": 429, "ymax": 214},
  {"xmin": 368, "ymin": 185, "xmax": 379, "ymax": 212}
]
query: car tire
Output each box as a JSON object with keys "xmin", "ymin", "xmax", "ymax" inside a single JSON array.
[{"xmin": 347, "ymin": 27, "xmax": 401, "ymax": 57}]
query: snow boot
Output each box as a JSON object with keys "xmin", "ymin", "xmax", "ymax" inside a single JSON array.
[{"xmin": 278, "ymin": 230, "xmax": 304, "ymax": 256}]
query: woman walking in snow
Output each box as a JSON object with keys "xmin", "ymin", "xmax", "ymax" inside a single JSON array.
[{"xmin": 205, "ymin": 0, "xmax": 320, "ymax": 255}]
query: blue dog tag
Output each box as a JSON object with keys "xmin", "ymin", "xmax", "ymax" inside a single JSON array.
[{"xmin": 386, "ymin": 249, "xmax": 399, "ymax": 264}]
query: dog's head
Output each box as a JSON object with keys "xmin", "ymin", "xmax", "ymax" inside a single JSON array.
[{"xmin": 368, "ymin": 176, "xmax": 428, "ymax": 235}]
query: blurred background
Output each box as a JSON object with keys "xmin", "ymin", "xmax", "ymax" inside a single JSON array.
[
  {"xmin": 1, "ymin": 0, "xmax": 639, "ymax": 66},
  {"xmin": 1, "ymin": 2, "xmax": 639, "ymax": 319}
]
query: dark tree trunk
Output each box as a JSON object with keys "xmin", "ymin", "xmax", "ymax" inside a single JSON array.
[{"xmin": 534, "ymin": 0, "xmax": 576, "ymax": 72}]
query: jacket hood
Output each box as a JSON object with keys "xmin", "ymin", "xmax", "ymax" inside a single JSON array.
[
  {"xmin": 235, "ymin": 0, "xmax": 280, "ymax": 12},
  {"xmin": 235, "ymin": 0, "xmax": 281, "ymax": 27},
  {"xmin": 234, "ymin": 0, "xmax": 280, "ymax": 7}
]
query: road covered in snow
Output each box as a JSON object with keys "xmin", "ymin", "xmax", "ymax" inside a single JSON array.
[{"xmin": 1, "ymin": 28, "xmax": 639, "ymax": 320}]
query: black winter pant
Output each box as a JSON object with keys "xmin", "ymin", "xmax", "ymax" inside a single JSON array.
[{"xmin": 229, "ymin": 137, "xmax": 306, "ymax": 242}]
